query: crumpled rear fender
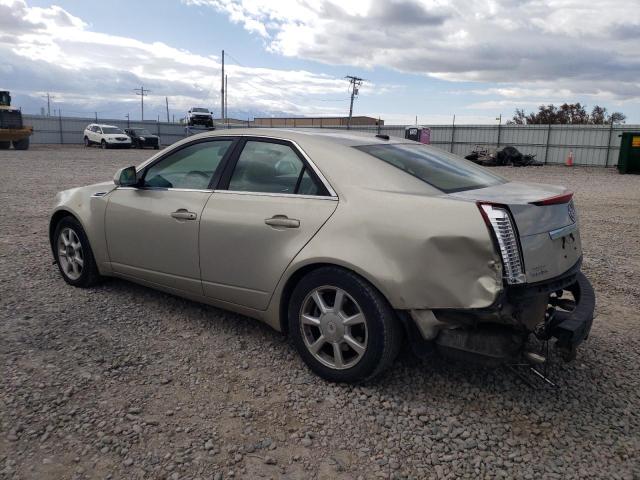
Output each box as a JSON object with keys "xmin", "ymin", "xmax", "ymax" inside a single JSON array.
[{"xmin": 275, "ymin": 187, "xmax": 503, "ymax": 312}]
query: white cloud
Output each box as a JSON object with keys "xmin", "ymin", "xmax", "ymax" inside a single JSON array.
[
  {"xmin": 186, "ymin": 0, "xmax": 640, "ymax": 102},
  {"xmin": 0, "ymin": 0, "xmax": 362, "ymax": 119}
]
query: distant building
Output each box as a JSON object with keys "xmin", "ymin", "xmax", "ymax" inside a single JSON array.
[{"xmin": 252, "ymin": 116, "xmax": 384, "ymax": 128}]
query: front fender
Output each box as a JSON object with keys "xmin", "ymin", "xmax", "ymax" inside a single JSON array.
[{"xmin": 50, "ymin": 182, "xmax": 115, "ymax": 275}]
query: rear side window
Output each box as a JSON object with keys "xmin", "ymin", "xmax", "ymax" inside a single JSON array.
[
  {"xmin": 227, "ymin": 140, "xmax": 325, "ymax": 195},
  {"xmin": 356, "ymin": 144, "xmax": 506, "ymax": 193},
  {"xmin": 143, "ymin": 140, "xmax": 233, "ymax": 189}
]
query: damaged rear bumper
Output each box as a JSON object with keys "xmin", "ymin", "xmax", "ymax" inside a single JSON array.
[
  {"xmin": 404, "ymin": 268, "xmax": 596, "ymax": 365},
  {"xmin": 538, "ymin": 272, "xmax": 595, "ymax": 359}
]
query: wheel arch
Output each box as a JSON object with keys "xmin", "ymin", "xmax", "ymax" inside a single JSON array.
[
  {"xmin": 276, "ymin": 261, "xmax": 394, "ymax": 335},
  {"xmin": 49, "ymin": 209, "xmax": 82, "ymax": 256}
]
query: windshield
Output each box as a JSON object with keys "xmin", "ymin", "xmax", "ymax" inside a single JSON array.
[
  {"xmin": 102, "ymin": 127, "xmax": 124, "ymax": 134},
  {"xmin": 132, "ymin": 129, "xmax": 151, "ymax": 135},
  {"xmin": 356, "ymin": 143, "xmax": 506, "ymax": 193},
  {"xmin": 192, "ymin": 108, "xmax": 209, "ymax": 113}
]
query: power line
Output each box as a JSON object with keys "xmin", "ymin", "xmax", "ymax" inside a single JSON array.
[
  {"xmin": 345, "ymin": 75, "xmax": 364, "ymax": 129},
  {"xmin": 134, "ymin": 86, "xmax": 150, "ymax": 121}
]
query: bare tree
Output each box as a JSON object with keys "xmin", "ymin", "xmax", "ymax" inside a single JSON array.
[{"xmin": 509, "ymin": 103, "xmax": 626, "ymax": 125}]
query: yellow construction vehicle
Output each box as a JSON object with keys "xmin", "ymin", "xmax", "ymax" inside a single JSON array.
[{"xmin": 0, "ymin": 91, "xmax": 32, "ymax": 150}]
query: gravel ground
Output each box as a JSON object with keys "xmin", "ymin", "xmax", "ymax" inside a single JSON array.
[{"xmin": 1, "ymin": 145, "xmax": 639, "ymax": 480}]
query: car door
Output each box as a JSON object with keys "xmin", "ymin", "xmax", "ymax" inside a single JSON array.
[
  {"xmin": 199, "ymin": 137, "xmax": 338, "ymax": 310},
  {"xmin": 89, "ymin": 126, "xmax": 99, "ymax": 142},
  {"xmin": 104, "ymin": 138, "xmax": 237, "ymax": 294}
]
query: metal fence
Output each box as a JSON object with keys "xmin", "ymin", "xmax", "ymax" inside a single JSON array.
[{"xmin": 25, "ymin": 114, "xmax": 638, "ymax": 167}]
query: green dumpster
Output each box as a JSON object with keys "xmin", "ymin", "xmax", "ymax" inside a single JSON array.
[{"xmin": 617, "ymin": 132, "xmax": 640, "ymax": 174}]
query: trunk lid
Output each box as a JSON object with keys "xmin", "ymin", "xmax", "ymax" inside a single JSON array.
[{"xmin": 450, "ymin": 181, "xmax": 582, "ymax": 283}]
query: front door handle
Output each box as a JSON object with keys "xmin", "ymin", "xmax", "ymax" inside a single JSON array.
[
  {"xmin": 171, "ymin": 209, "xmax": 197, "ymax": 220},
  {"xmin": 265, "ymin": 215, "xmax": 300, "ymax": 228}
]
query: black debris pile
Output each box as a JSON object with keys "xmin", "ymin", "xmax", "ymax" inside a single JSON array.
[{"xmin": 466, "ymin": 145, "xmax": 543, "ymax": 167}]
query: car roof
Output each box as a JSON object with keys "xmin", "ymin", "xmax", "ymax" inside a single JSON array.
[
  {"xmin": 146, "ymin": 127, "xmax": 438, "ymax": 198},
  {"xmin": 192, "ymin": 128, "xmax": 413, "ymax": 148},
  {"xmin": 88, "ymin": 123, "xmax": 121, "ymax": 128}
]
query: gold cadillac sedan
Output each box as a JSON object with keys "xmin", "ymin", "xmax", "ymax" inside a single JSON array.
[{"xmin": 49, "ymin": 129, "xmax": 595, "ymax": 383}]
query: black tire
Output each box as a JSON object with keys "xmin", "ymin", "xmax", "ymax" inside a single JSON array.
[
  {"xmin": 84, "ymin": 136, "xmax": 90, "ymax": 147},
  {"xmin": 52, "ymin": 216, "xmax": 102, "ymax": 288},
  {"xmin": 288, "ymin": 266, "xmax": 402, "ymax": 383},
  {"xmin": 101, "ymin": 140, "xmax": 107, "ymax": 150},
  {"xmin": 0, "ymin": 141, "xmax": 10, "ymax": 150},
  {"xmin": 12, "ymin": 138, "xmax": 29, "ymax": 150},
  {"xmin": 154, "ymin": 145, "xmax": 160, "ymax": 150}
]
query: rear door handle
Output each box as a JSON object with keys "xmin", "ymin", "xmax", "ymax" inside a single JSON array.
[
  {"xmin": 265, "ymin": 215, "xmax": 300, "ymax": 228},
  {"xmin": 171, "ymin": 209, "xmax": 197, "ymax": 220}
]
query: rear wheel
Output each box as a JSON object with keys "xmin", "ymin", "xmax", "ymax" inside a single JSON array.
[
  {"xmin": 84, "ymin": 136, "xmax": 90, "ymax": 147},
  {"xmin": 12, "ymin": 138, "xmax": 29, "ymax": 150},
  {"xmin": 53, "ymin": 216, "xmax": 101, "ymax": 288},
  {"xmin": 288, "ymin": 267, "xmax": 402, "ymax": 383},
  {"xmin": 101, "ymin": 139, "xmax": 107, "ymax": 149},
  {"xmin": 0, "ymin": 141, "xmax": 10, "ymax": 150}
]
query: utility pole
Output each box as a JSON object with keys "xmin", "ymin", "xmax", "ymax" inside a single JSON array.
[
  {"xmin": 220, "ymin": 50, "xmax": 225, "ymax": 121},
  {"xmin": 94, "ymin": 112, "xmax": 98, "ymax": 122},
  {"xmin": 125, "ymin": 113, "xmax": 130, "ymax": 129},
  {"xmin": 134, "ymin": 86, "xmax": 150, "ymax": 121},
  {"xmin": 496, "ymin": 113, "xmax": 503, "ymax": 148},
  {"xmin": 345, "ymin": 75, "xmax": 364, "ymax": 129},
  {"xmin": 41, "ymin": 93, "xmax": 54, "ymax": 116},
  {"xmin": 225, "ymin": 74, "xmax": 228, "ymax": 123},
  {"xmin": 165, "ymin": 96, "xmax": 170, "ymax": 123}
]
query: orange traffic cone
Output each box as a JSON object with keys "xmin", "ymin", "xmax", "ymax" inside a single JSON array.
[{"xmin": 565, "ymin": 149, "xmax": 574, "ymax": 167}]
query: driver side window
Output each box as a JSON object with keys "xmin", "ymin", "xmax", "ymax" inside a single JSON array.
[{"xmin": 143, "ymin": 140, "xmax": 233, "ymax": 189}]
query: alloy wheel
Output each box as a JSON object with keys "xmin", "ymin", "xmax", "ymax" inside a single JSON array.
[
  {"xmin": 299, "ymin": 286, "xmax": 368, "ymax": 370},
  {"xmin": 57, "ymin": 227, "xmax": 84, "ymax": 280}
]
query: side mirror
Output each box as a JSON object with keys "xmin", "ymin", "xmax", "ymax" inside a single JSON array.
[{"xmin": 113, "ymin": 166, "xmax": 138, "ymax": 187}]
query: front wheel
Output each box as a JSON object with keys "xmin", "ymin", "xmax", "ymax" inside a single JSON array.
[
  {"xmin": 101, "ymin": 140, "xmax": 107, "ymax": 149},
  {"xmin": 53, "ymin": 216, "xmax": 102, "ymax": 288},
  {"xmin": 0, "ymin": 141, "xmax": 10, "ymax": 149},
  {"xmin": 288, "ymin": 267, "xmax": 402, "ymax": 383},
  {"xmin": 84, "ymin": 136, "xmax": 90, "ymax": 147}
]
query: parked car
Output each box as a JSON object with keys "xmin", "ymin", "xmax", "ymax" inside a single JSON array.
[
  {"xmin": 186, "ymin": 107, "xmax": 214, "ymax": 127},
  {"xmin": 84, "ymin": 124, "xmax": 131, "ymax": 149},
  {"xmin": 49, "ymin": 129, "xmax": 595, "ymax": 383},
  {"xmin": 125, "ymin": 128, "xmax": 160, "ymax": 149}
]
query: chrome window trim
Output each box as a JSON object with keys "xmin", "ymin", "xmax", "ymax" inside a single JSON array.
[
  {"xmin": 212, "ymin": 189, "xmax": 338, "ymax": 201},
  {"xmin": 115, "ymin": 187, "xmax": 214, "ymax": 193},
  {"xmin": 136, "ymin": 133, "xmax": 338, "ymax": 198}
]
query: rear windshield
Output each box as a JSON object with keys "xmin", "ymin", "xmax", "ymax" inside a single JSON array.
[
  {"xmin": 192, "ymin": 108, "xmax": 208, "ymax": 113},
  {"xmin": 356, "ymin": 143, "xmax": 506, "ymax": 193},
  {"xmin": 102, "ymin": 127, "xmax": 124, "ymax": 134}
]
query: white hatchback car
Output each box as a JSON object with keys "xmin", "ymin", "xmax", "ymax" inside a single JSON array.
[{"xmin": 83, "ymin": 124, "xmax": 131, "ymax": 149}]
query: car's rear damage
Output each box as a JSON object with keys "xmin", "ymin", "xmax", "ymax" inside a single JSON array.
[{"xmin": 404, "ymin": 185, "xmax": 595, "ymax": 366}]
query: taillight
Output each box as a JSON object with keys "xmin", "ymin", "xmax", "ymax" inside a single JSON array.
[
  {"xmin": 531, "ymin": 192, "xmax": 573, "ymax": 206},
  {"xmin": 478, "ymin": 203, "xmax": 526, "ymax": 285}
]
